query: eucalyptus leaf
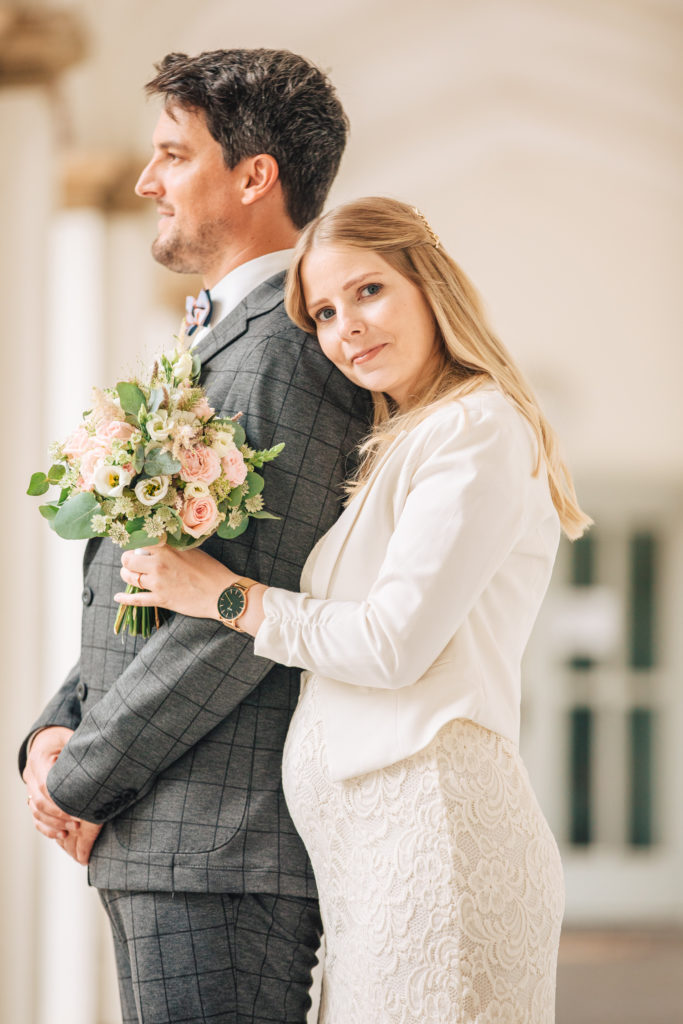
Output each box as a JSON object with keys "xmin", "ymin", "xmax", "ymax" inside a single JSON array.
[
  {"xmin": 231, "ymin": 422, "xmax": 246, "ymax": 447},
  {"xmin": 117, "ymin": 381, "xmax": 147, "ymax": 418},
  {"xmin": 46, "ymin": 463, "xmax": 66, "ymax": 484},
  {"xmin": 248, "ymin": 510, "xmax": 280, "ymax": 520},
  {"xmin": 191, "ymin": 352, "xmax": 202, "ymax": 380},
  {"xmin": 143, "ymin": 448, "xmax": 181, "ymax": 476},
  {"xmin": 244, "ymin": 472, "xmax": 265, "ymax": 499},
  {"xmin": 53, "ymin": 492, "xmax": 101, "ymax": 540},
  {"xmin": 27, "ymin": 472, "xmax": 49, "ymax": 496},
  {"xmin": 227, "ymin": 484, "xmax": 246, "ymax": 508},
  {"xmin": 217, "ymin": 516, "xmax": 250, "ymax": 540},
  {"xmin": 38, "ymin": 503, "xmax": 59, "ymax": 520},
  {"xmin": 133, "ymin": 445, "xmax": 146, "ymax": 473},
  {"xmin": 122, "ymin": 530, "xmax": 160, "ymax": 551},
  {"xmin": 126, "ymin": 517, "xmax": 145, "ymax": 534}
]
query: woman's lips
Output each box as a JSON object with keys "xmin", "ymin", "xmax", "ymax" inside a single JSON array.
[{"xmin": 352, "ymin": 344, "xmax": 386, "ymax": 366}]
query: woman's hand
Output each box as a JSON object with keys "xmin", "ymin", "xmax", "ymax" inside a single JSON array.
[
  {"xmin": 115, "ymin": 545, "xmax": 268, "ymax": 636},
  {"xmin": 116, "ymin": 545, "xmax": 234, "ymax": 621}
]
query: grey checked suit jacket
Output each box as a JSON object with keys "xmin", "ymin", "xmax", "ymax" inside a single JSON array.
[{"xmin": 19, "ymin": 273, "xmax": 371, "ymax": 896}]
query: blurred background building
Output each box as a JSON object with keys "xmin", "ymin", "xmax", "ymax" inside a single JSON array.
[{"xmin": 1, "ymin": 0, "xmax": 682, "ymax": 1021}]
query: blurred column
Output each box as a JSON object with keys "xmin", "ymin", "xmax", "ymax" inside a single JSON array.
[
  {"xmin": 0, "ymin": 9, "xmax": 86, "ymax": 1024},
  {"xmin": 46, "ymin": 151, "xmax": 148, "ymax": 1024}
]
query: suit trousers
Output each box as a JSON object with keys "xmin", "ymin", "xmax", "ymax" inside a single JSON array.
[{"xmin": 99, "ymin": 889, "xmax": 322, "ymax": 1024}]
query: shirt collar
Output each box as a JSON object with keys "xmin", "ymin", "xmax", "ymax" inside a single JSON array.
[{"xmin": 191, "ymin": 249, "xmax": 294, "ymax": 346}]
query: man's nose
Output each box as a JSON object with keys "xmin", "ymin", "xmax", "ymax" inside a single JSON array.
[{"xmin": 135, "ymin": 159, "xmax": 161, "ymax": 198}]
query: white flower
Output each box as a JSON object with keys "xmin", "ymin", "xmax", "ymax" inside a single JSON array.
[
  {"xmin": 146, "ymin": 410, "xmax": 172, "ymax": 441},
  {"xmin": 93, "ymin": 462, "xmax": 133, "ymax": 497},
  {"xmin": 173, "ymin": 352, "xmax": 193, "ymax": 381},
  {"xmin": 90, "ymin": 513, "xmax": 110, "ymax": 534},
  {"xmin": 184, "ymin": 480, "xmax": 210, "ymax": 498},
  {"xmin": 211, "ymin": 431, "xmax": 237, "ymax": 457},
  {"xmin": 134, "ymin": 475, "xmax": 170, "ymax": 506}
]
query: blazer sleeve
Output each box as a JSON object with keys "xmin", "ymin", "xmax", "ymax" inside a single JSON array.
[
  {"xmin": 17, "ymin": 659, "xmax": 83, "ymax": 776},
  {"xmin": 254, "ymin": 398, "xmax": 539, "ymax": 689},
  {"xmin": 45, "ymin": 328, "xmax": 370, "ymax": 823}
]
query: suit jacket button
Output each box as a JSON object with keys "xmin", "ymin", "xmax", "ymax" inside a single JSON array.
[
  {"xmin": 81, "ymin": 586, "xmax": 93, "ymax": 606},
  {"xmin": 76, "ymin": 682, "xmax": 87, "ymax": 701}
]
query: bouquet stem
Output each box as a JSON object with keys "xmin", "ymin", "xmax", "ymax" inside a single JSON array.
[{"xmin": 114, "ymin": 585, "xmax": 161, "ymax": 638}]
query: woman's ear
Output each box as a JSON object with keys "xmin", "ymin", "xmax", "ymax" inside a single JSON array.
[{"xmin": 240, "ymin": 153, "xmax": 280, "ymax": 206}]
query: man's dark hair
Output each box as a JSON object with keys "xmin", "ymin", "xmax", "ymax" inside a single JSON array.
[{"xmin": 146, "ymin": 49, "xmax": 349, "ymax": 229}]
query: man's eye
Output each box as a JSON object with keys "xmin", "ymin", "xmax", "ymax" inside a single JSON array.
[
  {"xmin": 315, "ymin": 307, "xmax": 335, "ymax": 322},
  {"xmin": 360, "ymin": 283, "xmax": 382, "ymax": 297}
]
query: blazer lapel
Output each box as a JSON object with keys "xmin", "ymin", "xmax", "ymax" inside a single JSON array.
[
  {"xmin": 193, "ymin": 271, "xmax": 287, "ymax": 366},
  {"xmin": 309, "ymin": 429, "xmax": 408, "ymax": 598}
]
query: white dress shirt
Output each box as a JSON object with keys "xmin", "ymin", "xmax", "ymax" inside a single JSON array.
[
  {"xmin": 254, "ymin": 389, "xmax": 561, "ymax": 781},
  {"xmin": 191, "ymin": 249, "xmax": 294, "ymax": 347}
]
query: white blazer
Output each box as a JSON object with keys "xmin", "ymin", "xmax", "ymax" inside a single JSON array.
[{"xmin": 254, "ymin": 387, "xmax": 560, "ymax": 781}]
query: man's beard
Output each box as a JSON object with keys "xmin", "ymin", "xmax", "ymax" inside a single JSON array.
[{"xmin": 151, "ymin": 218, "xmax": 229, "ymax": 275}]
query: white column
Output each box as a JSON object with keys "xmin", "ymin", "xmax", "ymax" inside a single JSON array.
[
  {"xmin": 35, "ymin": 208, "xmax": 111, "ymax": 1024},
  {"xmin": 0, "ymin": 80, "xmax": 55, "ymax": 1024}
]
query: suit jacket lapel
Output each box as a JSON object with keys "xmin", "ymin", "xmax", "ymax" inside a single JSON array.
[{"xmin": 193, "ymin": 271, "xmax": 286, "ymax": 366}]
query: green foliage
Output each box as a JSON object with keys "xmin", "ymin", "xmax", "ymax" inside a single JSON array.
[
  {"xmin": 147, "ymin": 387, "xmax": 164, "ymax": 414},
  {"xmin": 232, "ymin": 422, "xmax": 246, "ymax": 447},
  {"xmin": 217, "ymin": 516, "xmax": 250, "ymax": 540},
  {"xmin": 53, "ymin": 492, "xmax": 101, "ymax": 540},
  {"xmin": 250, "ymin": 442, "xmax": 285, "ymax": 469},
  {"xmin": 116, "ymin": 381, "xmax": 147, "ymax": 419},
  {"xmin": 38, "ymin": 504, "xmax": 59, "ymax": 520},
  {"xmin": 244, "ymin": 471, "xmax": 265, "ymax": 499},
  {"xmin": 123, "ymin": 530, "xmax": 160, "ymax": 550},
  {"xmin": 248, "ymin": 510, "xmax": 279, "ymax": 520},
  {"xmin": 143, "ymin": 448, "xmax": 181, "ymax": 476},
  {"xmin": 47, "ymin": 464, "xmax": 66, "ymax": 484},
  {"xmin": 27, "ymin": 472, "xmax": 49, "ymax": 496}
]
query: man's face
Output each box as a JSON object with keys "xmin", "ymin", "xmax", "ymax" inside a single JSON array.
[{"xmin": 135, "ymin": 105, "xmax": 245, "ymax": 281}]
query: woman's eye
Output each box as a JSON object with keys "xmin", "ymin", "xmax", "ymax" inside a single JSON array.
[
  {"xmin": 315, "ymin": 307, "xmax": 335, "ymax": 322},
  {"xmin": 360, "ymin": 283, "xmax": 382, "ymax": 298}
]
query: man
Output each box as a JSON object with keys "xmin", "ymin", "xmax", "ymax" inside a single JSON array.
[{"xmin": 20, "ymin": 49, "xmax": 370, "ymax": 1023}]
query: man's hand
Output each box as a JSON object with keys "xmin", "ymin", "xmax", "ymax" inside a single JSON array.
[
  {"xmin": 56, "ymin": 820, "xmax": 103, "ymax": 865},
  {"xmin": 23, "ymin": 726, "xmax": 78, "ymax": 840}
]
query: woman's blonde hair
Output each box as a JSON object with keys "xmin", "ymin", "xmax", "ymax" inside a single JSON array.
[{"xmin": 285, "ymin": 196, "xmax": 591, "ymax": 539}]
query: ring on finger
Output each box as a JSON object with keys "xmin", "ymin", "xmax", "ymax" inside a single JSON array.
[{"xmin": 136, "ymin": 571, "xmax": 144, "ymax": 589}]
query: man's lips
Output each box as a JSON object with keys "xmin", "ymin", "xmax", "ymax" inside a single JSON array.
[{"xmin": 351, "ymin": 344, "xmax": 386, "ymax": 366}]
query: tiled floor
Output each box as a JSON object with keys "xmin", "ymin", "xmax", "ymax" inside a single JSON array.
[{"xmin": 556, "ymin": 929, "xmax": 683, "ymax": 1024}]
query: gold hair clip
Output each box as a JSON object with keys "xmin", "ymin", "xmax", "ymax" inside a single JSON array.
[{"xmin": 413, "ymin": 208, "xmax": 441, "ymax": 249}]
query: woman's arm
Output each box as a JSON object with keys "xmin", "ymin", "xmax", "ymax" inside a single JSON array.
[{"xmin": 116, "ymin": 545, "xmax": 268, "ymax": 637}]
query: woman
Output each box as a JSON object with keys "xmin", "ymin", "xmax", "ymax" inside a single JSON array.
[{"xmin": 117, "ymin": 197, "xmax": 590, "ymax": 1023}]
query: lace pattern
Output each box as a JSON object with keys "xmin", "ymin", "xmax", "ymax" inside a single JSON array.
[{"xmin": 282, "ymin": 677, "xmax": 564, "ymax": 1023}]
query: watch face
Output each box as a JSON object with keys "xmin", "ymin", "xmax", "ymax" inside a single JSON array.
[{"xmin": 217, "ymin": 584, "xmax": 246, "ymax": 621}]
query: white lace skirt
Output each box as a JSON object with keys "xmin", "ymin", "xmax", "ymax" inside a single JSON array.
[{"xmin": 282, "ymin": 677, "xmax": 564, "ymax": 1024}]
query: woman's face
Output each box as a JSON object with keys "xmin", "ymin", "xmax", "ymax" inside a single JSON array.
[{"xmin": 300, "ymin": 244, "xmax": 440, "ymax": 408}]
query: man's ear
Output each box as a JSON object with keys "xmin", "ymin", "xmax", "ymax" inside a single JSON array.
[{"xmin": 240, "ymin": 154, "xmax": 280, "ymax": 206}]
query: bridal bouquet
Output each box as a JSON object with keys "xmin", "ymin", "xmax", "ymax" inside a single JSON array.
[{"xmin": 28, "ymin": 338, "xmax": 283, "ymax": 637}]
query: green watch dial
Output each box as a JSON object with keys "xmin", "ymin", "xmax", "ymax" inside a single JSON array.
[{"xmin": 217, "ymin": 584, "xmax": 247, "ymax": 621}]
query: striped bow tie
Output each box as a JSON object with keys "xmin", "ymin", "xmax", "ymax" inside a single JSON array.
[{"xmin": 184, "ymin": 289, "xmax": 213, "ymax": 336}]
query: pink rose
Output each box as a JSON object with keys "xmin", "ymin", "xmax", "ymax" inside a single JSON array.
[
  {"xmin": 96, "ymin": 420, "xmax": 136, "ymax": 442},
  {"xmin": 193, "ymin": 396, "xmax": 215, "ymax": 422},
  {"xmin": 78, "ymin": 446, "xmax": 107, "ymax": 490},
  {"xmin": 221, "ymin": 447, "xmax": 248, "ymax": 487},
  {"xmin": 179, "ymin": 445, "xmax": 221, "ymax": 485},
  {"xmin": 64, "ymin": 426, "xmax": 95, "ymax": 459},
  {"xmin": 179, "ymin": 494, "xmax": 221, "ymax": 538}
]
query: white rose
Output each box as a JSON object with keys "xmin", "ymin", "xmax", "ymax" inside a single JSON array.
[
  {"xmin": 173, "ymin": 352, "xmax": 193, "ymax": 381},
  {"xmin": 93, "ymin": 462, "xmax": 133, "ymax": 498},
  {"xmin": 134, "ymin": 475, "xmax": 170, "ymax": 506},
  {"xmin": 183, "ymin": 480, "xmax": 210, "ymax": 498},
  {"xmin": 211, "ymin": 431, "xmax": 237, "ymax": 457},
  {"xmin": 146, "ymin": 410, "xmax": 172, "ymax": 441}
]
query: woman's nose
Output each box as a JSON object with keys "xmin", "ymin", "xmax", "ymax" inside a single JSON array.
[{"xmin": 337, "ymin": 310, "xmax": 364, "ymax": 340}]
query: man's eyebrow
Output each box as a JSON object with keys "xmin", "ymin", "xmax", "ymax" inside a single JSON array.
[{"xmin": 156, "ymin": 140, "xmax": 192, "ymax": 153}]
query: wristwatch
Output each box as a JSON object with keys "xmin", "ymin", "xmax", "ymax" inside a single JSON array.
[{"xmin": 217, "ymin": 578, "xmax": 257, "ymax": 632}]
